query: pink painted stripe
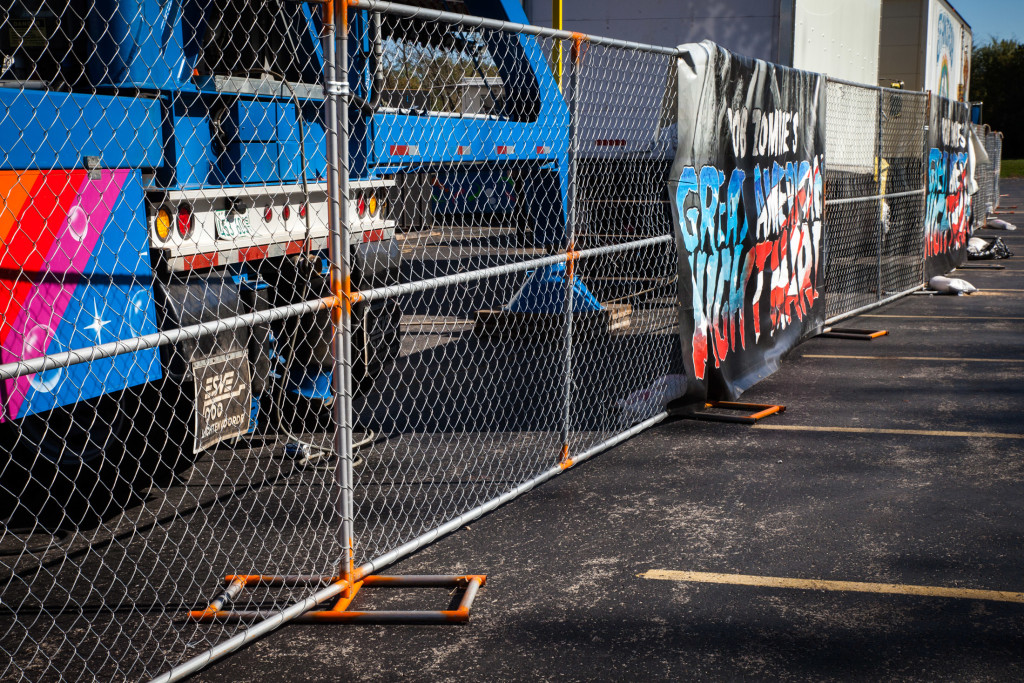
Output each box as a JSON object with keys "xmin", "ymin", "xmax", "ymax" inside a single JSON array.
[{"xmin": 3, "ymin": 170, "xmax": 128, "ymax": 421}]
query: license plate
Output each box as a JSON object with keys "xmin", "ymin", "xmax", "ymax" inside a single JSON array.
[
  {"xmin": 192, "ymin": 350, "xmax": 252, "ymax": 453},
  {"xmin": 214, "ymin": 209, "xmax": 252, "ymax": 240}
]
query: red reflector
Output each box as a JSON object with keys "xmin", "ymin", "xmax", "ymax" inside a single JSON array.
[
  {"xmin": 238, "ymin": 245, "xmax": 269, "ymax": 262},
  {"xmin": 362, "ymin": 228, "xmax": 385, "ymax": 243},
  {"xmin": 177, "ymin": 205, "xmax": 194, "ymax": 238},
  {"xmin": 357, "ymin": 195, "xmax": 367, "ymax": 218},
  {"xmin": 264, "ymin": 205, "xmax": 273, "ymax": 222},
  {"xmin": 182, "ymin": 252, "xmax": 218, "ymax": 270},
  {"xmin": 299, "ymin": 204, "xmax": 307, "ymax": 218},
  {"xmin": 283, "ymin": 205, "xmax": 291, "ymax": 220}
]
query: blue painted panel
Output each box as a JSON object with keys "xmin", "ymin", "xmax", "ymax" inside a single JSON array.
[
  {"xmin": 0, "ymin": 88, "xmax": 162, "ymax": 170},
  {"xmin": 88, "ymin": 0, "xmax": 195, "ymax": 90},
  {"xmin": 235, "ymin": 100, "xmax": 278, "ymax": 142},
  {"xmin": 277, "ymin": 102, "xmax": 328, "ymax": 182},
  {"xmin": 222, "ymin": 142, "xmax": 281, "ymax": 185},
  {"xmin": 18, "ymin": 171, "xmax": 162, "ymax": 418},
  {"xmin": 166, "ymin": 112, "xmax": 216, "ymax": 189}
]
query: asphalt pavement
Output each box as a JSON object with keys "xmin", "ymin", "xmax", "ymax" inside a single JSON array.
[{"xmin": 195, "ymin": 179, "xmax": 1024, "ymax": 682}]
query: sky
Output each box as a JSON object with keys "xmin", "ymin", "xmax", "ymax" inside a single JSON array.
[{"xmin": 953, "ymin": 0, "xmax": 1024, "ymax": 44}]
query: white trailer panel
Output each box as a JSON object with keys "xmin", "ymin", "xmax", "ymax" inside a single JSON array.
[
  {"xmin": 792, "ymin": 0, "xmax": 881, "ymax": 84},
  {"xmin": 523, "ymin": 0, "xmax": 784, "ymax": 63},
  {"xmin": 924, "ymin": 0, "xmax": 971, "ymax": 100},
  {"xmin": 878, "ymin": 0, "xmax": 971, "ymax": 98}
]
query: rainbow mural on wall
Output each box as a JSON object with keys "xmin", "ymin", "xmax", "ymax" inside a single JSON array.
[
  {"xmin": 936, "ymin": 10, "xmax": 956, "ymax": 100},
  {"xmin": 0, "ymin": 169, "xmax": 161, "ymax": 421}
]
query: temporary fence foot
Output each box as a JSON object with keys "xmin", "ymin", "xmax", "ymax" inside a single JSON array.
[
  {"xmin": 818, "ymin": 327, "xmax": 888, "ymax": 341},
  {"xmin": 957, "ymin": 264, "xmax": 1006, "ymax": 270},
  {"xmin": 681, "ymin": 401, "xmax": 785, "ymax": 425},
  {"xmin": 189, "ymin": 574, "xmax": 487, "ymax": 624}
]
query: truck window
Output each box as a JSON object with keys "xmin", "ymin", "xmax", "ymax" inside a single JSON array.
[
  {"xmin": 199, "ymin": 0, "xmax": 320, "ymax": 84},
  {"xmin": 378, "ymin": 11, "xmax": 539, "ymax": 122},
  {"xmin": 0, "ymin": 0, "xmax": 86, "ymax": 89}
]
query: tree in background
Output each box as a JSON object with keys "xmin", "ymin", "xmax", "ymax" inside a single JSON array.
[{"xmin": 971, "ymin": 38, "xmax": 1024, "ymax": 158}]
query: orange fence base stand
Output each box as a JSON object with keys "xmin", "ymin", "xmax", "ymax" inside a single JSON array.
[
  {"xmin": 189, "ymin": 574, "xmax": 487, "ymax": 624},
  {"xmin": 818, "ymin": 327, "xmax": 889, "ymax": 340},
  {"xmin": 681, "ymin": 401, "xmax": 786, "ymax": 425}
]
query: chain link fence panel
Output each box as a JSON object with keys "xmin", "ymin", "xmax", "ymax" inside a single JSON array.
[
  {"xmin": 823, "ymin": 79, "xmax": 927, "ymax": 322},
  {"xmin": 974, "ymin": 124, "xmax": 995, "ymax": 228},
  {"xmin": 0, "ymin": 0, "xmax": 348, "ymax": 679},
  {"xmin": 0, "ymin": 2, "xmax": 1006, "ymax": 680},
  {"xmin": 878, "ymin": 88, "xmax": 927, "ymax": 299},
  {"xmin": 973, "ymin": 123, "xmax": 1005, "ymax": 227},
  {"xmin": 345, "ymin": 3, "xmax": 683, "ymax": 571},
  {"xmin": 0, "ymin": 2, "xmax": 684, "ymax": 678},
  {"xmin": 989, "ymin": 129, "xmax": 1003, "ymax": 212},
  {"xmin": 823, "ymin": 79, "xmax": 883, "ymax": 320}
]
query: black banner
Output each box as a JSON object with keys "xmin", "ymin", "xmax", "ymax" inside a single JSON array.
[
  {"xmin": 668, "ymin": 42, "xmax": 827, "ymax": 403},
  {"xmin": 924, "ymin": 96, "xmax": 972, "ymax": 279}
]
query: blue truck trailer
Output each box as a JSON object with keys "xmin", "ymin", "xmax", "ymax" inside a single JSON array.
[{"xmin": 0, "ymin": 0, "xmax": 570, "ymax": 528}]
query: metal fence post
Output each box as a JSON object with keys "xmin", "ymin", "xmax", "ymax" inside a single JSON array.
[
  {"xmin": 326, "ymin": 0, "xmax": 357, "ymax": 585},
  {"xmin": 922, "ymin": 91, "xmax": 932, "ymax": 284},
  {"xmin": 876, "ymin": 90, "xmax": 885, "ymax": 301},
  {"xmin": 560, "ymin": 34, "xmax": 581, "ymax": 468}
]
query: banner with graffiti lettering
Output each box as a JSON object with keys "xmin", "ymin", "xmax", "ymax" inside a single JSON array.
[
  {"xmin": 924, "ymin": 96, "xmax": 972, "ymax": 279},
  {"xmin": 668, "ymin": 42, "xmax": 826, "ymax": 403}
]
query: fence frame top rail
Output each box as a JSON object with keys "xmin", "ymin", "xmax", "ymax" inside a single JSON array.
[{"xmin": 352, "ymin": 0, "xmax": 679, "ymax": 55}]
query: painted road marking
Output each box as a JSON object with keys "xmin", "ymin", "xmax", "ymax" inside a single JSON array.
[
  {"xmin": 751, "ymin": 424, "xmax": 1024, "ymax": 440},
  {"xmin": 639, "ymin": 570, "xmax": 1024, "ymax": 603},
  {"xmin": 861, "ymin": 315, "xmax": 1024, "ymax": 320},
  {"xmin": 802, "ymin": 354, "xmax": 1024, "ymax": 363}
]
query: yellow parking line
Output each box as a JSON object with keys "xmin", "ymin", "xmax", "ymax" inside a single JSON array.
[
  {"xmin": 802, "ymin": 354, "xmax": 1023, "ymax": 363},
  {"xmin": 639, "ymin": 570, "xmax": 1024, "ymax": 603},
  {"xmin": 751, "ymin": 424, "xmax": 1024, "ymax": 440},
  {"xmin": 861, "ymin": 315, "xmax": 1024, "ymax": 320}
]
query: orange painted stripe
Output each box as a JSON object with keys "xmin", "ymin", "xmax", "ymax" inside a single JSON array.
[
  {"xmin": 0, "ymin": 170, "xmax": 86, "ymax": 344},
  {"xmin": 0, "ymin": 171, "xmax": 41, "ymax": 246}
]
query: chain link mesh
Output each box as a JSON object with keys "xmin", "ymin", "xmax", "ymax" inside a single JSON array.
[
  {"xmin": 972, "ymin": 123, "xmax": 1004, "ymax": 228},
  {"xmin": 989, "ymin": 130, "xmax": 1003, "ymax": 212},
  {"xmin": 347, "ymin": 11, "xmax": 683, "ymax": 567},
  {"xmin": 0, "ymin": 2, "xmax": 1005, "ymax": 679},
  {"xmin": 1, "ymin": 1, "xmax": 343, "ymax": 678},
  {"xmin": 823, "ymin": 80, "xmax": 927, "ymax": 322}
]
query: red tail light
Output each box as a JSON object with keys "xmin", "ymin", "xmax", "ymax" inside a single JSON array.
[
  {"xmin": 357, "ymin": 194, "xmax": 367, "ymax": 218},
  {"xmin": 177, "ymin": 204, "xmax": 194, "ymax": 238}
]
